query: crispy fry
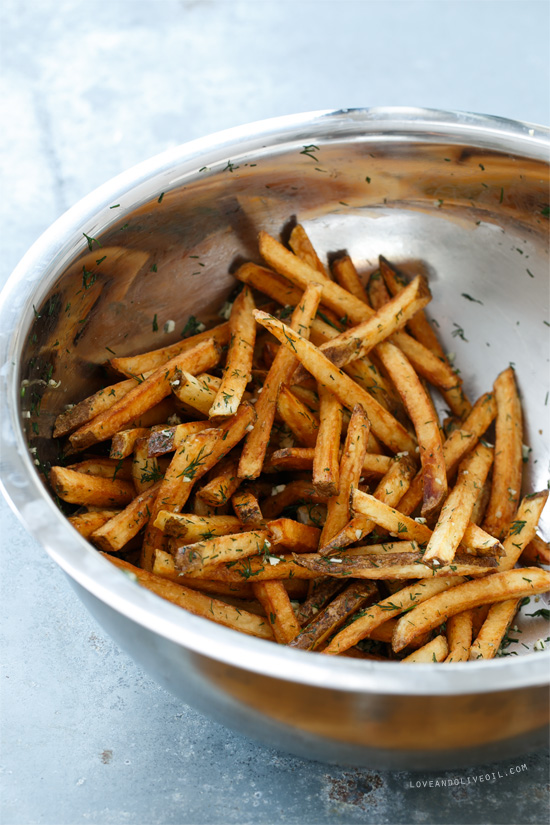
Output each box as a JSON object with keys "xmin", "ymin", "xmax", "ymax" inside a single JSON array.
[
  {"xmin": 445, "ymin": 610, "xmax": 474, "ymax": 662},
  {"xmin": 109, "ymin": 321, "xmax": 231, "ymax": 378},
  {"xmin": 171, "ymin": 371, "xmax": 219, "ymax": 416},
  {"xmin": 295, "ymin": 578, "xmax": 346, "ymax": 626},
  {"xmin": 254, "ymin": 309, "xmax": 416, "ymax": 454},
  {"xmin": 146, "ymin": 421, "xmax": 209, "ymax": 457},
  {"xmin": 312, "ymin": 385, "xmax": 343, "ymax": 496},
  {"xmin": 53, "ymin": 378, "xmax": 136, "ymax": 438},
  {"xmin": 132, "ymin": 437, "xmax": 162, "ymax": 493},
  {"xmin": 154, "ymin": 511, "xmax": 243, "ymax": 540},
  {"xmin": 66, "ymin": 457, "xmax": 133, "ymax": 480},
  {"xmin": 323, "ymin": 576, "xmax": 465, "ymax": 655},
  {"xmin": 232, "ymin": 489, "xmax": 265, "ymax": 528},
  {"xmin": 402, "ymin": 635, "xmax": 448, "ymax": 663},
  {"xmin": 252, "ymin": 581, "xmax": 301, "ymax": 643},
  {"xmin": 68, "ymin": 510, "xmax": 120, "ymax": 538},
  {"xmin": 235, "ymin": 261, "xmax": 304, "ymax": 307},
  {"xmin": 103, "ymin": 553, "xmax": 274, "ymax": 640},
  {"xmin": 50, "ymin": 466, "xmax": 135, "ymax": 507},
  {"xmin": 209, "ymin": 286, "xmax": 256, "ymax": 419},
  {"xmin": 260, "ymin": 479, "xmax": 327, "ymax": 521},
  {"xmin": 69, "ymin": 338, "xmax": 220, "ymax": 451},
  {"xmin": 289, "ymin": 581, "xmax": 377, "ymax": 650},
  {"xmin": 498, "ymin": 491, "xmax": 549, "ymax": 571},
  {"xmin": 375, "ymin": 340, "xmax": 446, "ymax": 514},
  {"xmin": 392, "ymin": 567, "xmax": 550, "ymax": 652},
  {"xmin": 110, "ymin": 427, "xmax": 151, "ymax": 459},
  {"xmin": 469, "ymin": 599, "xmax": 520, "ymax": 660},
  {"xmin": 288, "ymin": 224, "xmax": 329, "ymax": 278},
  {"xmin": 276, "ymin": 386, "xmax": 319, "ymax": 446},
  {"xmin": 91, "ymin": 483, "xmax": 161, "ymax": 552},
  {"xmin": 197, "ymin": 455, "xmax": 242, "ymax": 507},
  {"xmin": 238, "ymin": 283, "xmax": 322, "ymax": 479},
  {"xmin": 422, "ymin": 442, "xmax": 494, "ymax": 566},
  {"xmin": 270, "ymin": 446, "xmax": 393, "ymax": 477},
  {"xmin": 332, "ymin": 255, "xmax": 369, "ymax": 303},
  {"xmin": 153, "ymin": 548, "xmax": 318, "ymax": 583},
  {"xmin": 293, "ymin": 551, "xmax": 496, "ymax": 580},
  {"xmin": 171, "ymin": 530, "xmax": 270, "ymax": 575},
  {"xmin": 520, "ymin": 534, "xmax": 550, "ymax": 566},
  {"xmin": 482, "ymin": 367, "xmax": 524, "ymax": 539},
  {"xmin": 267, "ymin": 518, "xmax": 320, "ymax": 553},
  {"xmin": 321, "ymin": 404, "xmax": 370, "ymax": 545}
]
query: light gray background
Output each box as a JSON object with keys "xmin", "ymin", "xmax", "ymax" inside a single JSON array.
[{"xmin": 1, "ymin": 2, "xmax": 549, "ymax": 824}]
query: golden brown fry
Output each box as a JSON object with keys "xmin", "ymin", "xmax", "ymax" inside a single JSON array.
[
  {"xmin": 520, "ymin": 534, "xmax": 550, "ymax": 566},
  {"xmin": 482, "ymin": 367, "xmax": 524, "ymax": 539},
  {"xmin": 276, "ymin": 386, "xmax": 319, "ymax": 447},
  {"xmin": 154, "ymin": 511, "xmax": 243, "ymax": 540},
  {"xmin": 66, "ymin": 457, "xmax": 133, "ymax": 481},
  {"xmin": 323, "ymin": 576, "xmax": 464, "ymax": 655},
  {"xmin": 103, "ymin": 553, "xmax": 274, "ymax": 640},
  {"xmin": 260, "ymin": 479, "xmax": 327, "ymax": 521},
  {"xmin": 320, "ymin": 404, "xmax": 370, "ymax": 545},
  {"xmin": 293, "ymin": 551, "xmax": 496, "ymax": 580},
  {"xmin": 392, "ymin": 567, "xmax": 550, "ymax": 652},
  {"xmin": 402, "ymin": 635, "xmax": 448, "ymax": 663},
  {"xmin": 270, "ymin": 446, "xmax": 392, "ymax": 477},
  {"xmin": 132, "ymin": 437, "xmax": 162, "ymax": 493},
  {"xmin": 332, "ymin": 255, "xmax": 369, "ymax": 303},
  {"xmin": 238, "ymin": 283, "xmax": 322, "ymax": 479},
  {"xmin": 197, "ymin": 455, "xmax": 242, "ymax": 507},
  {"xmin": 498, "ymin": 491, "xmax": 549, "ymax": 571},
  {"xmin": 70, "ymin": 338, "xmax": 220, "ymax": 451},
  {"xmin": 376, "ymin": 340, "xmax": 446, "ymax": 514},
  {"xmin": 232, "ymin": 489, "xmax": 265, "ymax": 528},
  {"xmin": 146, "ymin": 421, "xmax": 209, "ymax": 457},
  {"xmin": 312, "ymin": 385, "xmax": 343, "ymax": 496},
  {"xmin": 445, "ymin": 609, "xmax": 474, "ymax": 662},
  {"xmin": 171, "ymin": 530, "xmax": 270, "ymax": 574},
  {"xmin": 50, "ymin": 466, "xmax": 135, "ymax": 507},
  {"xmin": 289, "ymin": 581, "xmax": 377, "ymax": 650},
  {"xmin": 53, "ymin": 378, "xmax": 136, "ymax": 438},
  {"xmin": 469, "ymin": 599, "xmax": 520, "ymax": 660},
  {"xmin": 288, "ymin": 224, "xmax": 329, "ymax": 278},
  {"xmin": 109, "ymin": 321, "xmax": 231, "ymax": 378},
  {"xmin": 153, "ymin": 548, "xmax": 318, "ymax": 583},
  {"xmin": 422, "ymin": 442, "xmax": 494, "ymax": 566},
  {"xmin": 295, "ymin": 578, "xmax": 346, "ymax": 626},
  {"xmin": 209, "ymin": 286, "xmax": 256, "ymax": 419},
  {"xmin": 171, "ymin": 371, "xmax": 219, "ymax": 416},
  {"xmin": 267, "ymin": 518, "xmax": 321, "ymax": 553},
  {"xmin": 110, "ymin": 427, "xmax": 151, "ymax": 459},
  {"xmin": 91, "ymin": 483, "xmax": 161, "ymax": 552},
  {"xmin": 254, "ymin": 310, "xmax": 415, "ymax": 454},
  {"xmin": 252, "ymin": 581, "xmax": 301, "ymax": 643},
  {"xmin": 235, "ymin": 261, "xmax": 304, "ymax": 307},
  {"xmin": 68, "ymin": 510, "xmax": 121, "ymax": 538}
]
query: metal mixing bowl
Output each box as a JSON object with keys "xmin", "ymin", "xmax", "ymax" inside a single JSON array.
[{"xmin": 1, "ymin": 108, "xmax": 549, "ymax": 770}]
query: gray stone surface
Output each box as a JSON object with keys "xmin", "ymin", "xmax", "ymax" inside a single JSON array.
[{"xmin": 1, "ymin": 2, "xmax": 549, "ymax": 824}]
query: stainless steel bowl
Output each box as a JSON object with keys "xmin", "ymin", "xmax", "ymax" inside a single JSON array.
[{"xmin": 1, "ymin": 108, "xmax": 549, "ymax": 770}]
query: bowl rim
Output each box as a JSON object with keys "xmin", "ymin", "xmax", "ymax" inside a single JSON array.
[{"xmin": 1, "ymin": 106, "xmax": 549, "ymax": 697}]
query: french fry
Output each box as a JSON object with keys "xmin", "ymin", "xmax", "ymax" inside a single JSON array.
[
  {"xmin": 422, "ymin": 442, "xmax": 494, "ymax": 567},
  {"xmin": 312, "ymin": 385, "xmax": 343, "ymax": 496},
  {"xmin": 402, "ymin": 635, "xmax": 448, "ymax": 663},
  {"xmin": 91, "ymin": 483, "xmax": 161, "ymax": 552},
  {"xmin": 332, "ymin": 255, "xmax": 369, "ymax": 303},
  {"xmin": 50, "ymin": 466, "xmax": 135, "ymax": 507},
  {"xmin": 319, "ymin": 454, "xmax": 416, "ymax": 555},
  {"xmin": 253, "ymin": 309, "xmax": 416, "ymax": 454},
  {"xmin": 295, "ymin": 578, "xmax": 346, "ymax": 626},
  {"xmin": 289, "ymin": 581, "xmax": 377, "ymax": 650},
  {"xmin": 392, "ymin": 567, "xmax": 550, "ymax": 652},
  {"xmin": 498, "ymin": 491, "xmax": 549, "ymax": 571},
  {"xmin": 375, "ymin": 340, "xmax": 446, "ymax": 514},
  {"xmin": 397, "ymin": 391, "xmax": 497, "ymax": 516},
  {"xmin": 53, "ymin": 378, "xmax": 136, "ymax": 438},
  {"xmin": 209, "ymin": 286, "xmax": 256, "ymax": 419},
  {"xmin": 196, "ymin": 455, "xmax": 242, "ymax": 507},
  {"xmin": 235, "ymin": 261, "xmax": 304, "ymax": 308},
  {"xmin": 445, "ymin": 610, "xmax": 474, "ymax": 662},
  {"xmin": 292, "ymin": 551, "xmax": 497, "ymax": 580},
  {"xmin": 69, "ymin": 338, "xmax": 220, "ymax": 451},
  {"xmin": 323, "ymin": 576, "xmax": 465, "ymax": 655},
  {"xmin": 68, "ymin": 510, "xmax": 120, "ymax": 538},
  {"xmin": 66, "ymin": 457, "xmax": 133, "ymax": 481},
  {"xmin": 153, "ymin": 548, "xmax": 318, "ymax": 583},
  {"xmin": 103, "ymin": 554, "xmax": 274, "ymax": 640},
  {"xmin": 482, "ymin": 367, "xmax": 524, "ymax": 539},
  {"xmin": 146, "ymin": 421, "xmax": 209, "ymax": 457},
  {"xmin": 109, "ymin": 321, "xmax": 231, "ymax": 378},
  {"xmin": 110, "ymin": 427, "xmax": 151, "ymax": 459},
  {"xmin": 267, "ymin": 518, "xmax": 321, "ymax": 553},
  {"xmin": 232, "ymin": 489, "xmax": 265, "ymax": 528},
  {"xmin": 270, "ymin": 446, "xmax": 393, "ymax": 477},
  {"xmin": 154, "ymin": 511, "xmax": 243, "ymax": 540},
  {"xmin": 171, "ymin": 371, "xmax": 219, "ymax": 416},
  {"xmin": 132, "ymin": 437, "xmax": 162, "ymax": 493},
  {"xmin": 252, "ymin": 581, "xmax": 301, "ymax": 643},
  {"xmin": 320, "ymin": 404, "xmax": 370, "ymax": 545},
  {"xmin": 238, "ymin": 283, "xmax": 322, "ymax": 479},
  {"xmin": 520, "ymin": 534, "xmax": 550, "ymax": 566},
  {"xmin": 276, "ymin": 386, "xmax": 319, "ymax": 447},
  {"xmin": 288, "ymin": 224, "xmax": 329, "ymax": 278},
  {"xmin": 469, "ymin": 599, "xmax": 520, "ymax": 660},
  {"xmin": 260, "ymin": 479, "xmax": 327, "ymax": 521},
  {"xmin": 171, "ymin": 530, "xmax": 270, "ymax": 575}
]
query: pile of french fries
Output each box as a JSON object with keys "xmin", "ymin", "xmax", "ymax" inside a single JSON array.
[{"xmin": 49, "ymin": 224, "xmax": 550, "ymax": 662}]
